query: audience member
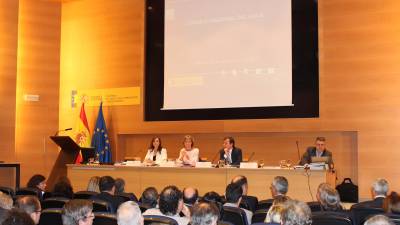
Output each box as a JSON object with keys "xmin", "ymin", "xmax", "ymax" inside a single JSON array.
[
  {"xmin": 364, "ymin": 215, "xmax": 395, "ymax": 225},
  {"xmin": 265, "ymin": 195, "xmax": 290, "ymax": 223},
  {"xmin": 91, "ymin": 176, "xmax": 125, "ymax": 213},
  {"xmin": 219, "ymin": 137, "xmax": 242, "ymax": 166},
  {"xmin": 317, "ymin": 185, "xmax": 343, "ymax": 211},
  {"xmin": 231, "ymin": 175, "xmax": 258, "ymax": 212},
  {"xmin": 117, "ymin": 201, "xmax": 144, "ymax": 225},
  {"xmin": 223, "ymin": 183, "xmax": 252, "ymax": 224},
  {"xmin": 0, "ymin": 191, "xmax": 13, "ymax": 224},
  {"xmin": 200, "ymin": 191, "xmax": 223, "ymax": 212},
  {"xmin": 52, "ymin": 176, "xmax": 74, "ymax": 199},
  {"xmin": 140, "ymin": 187, "xmax": 158, "ymax": 209},
  {"xmin": 143, "ymin": 185, "xmax": 190, "ymax": 225},
  {"xmin": 62, "ymin": 199, "xmax": 94, "ymax": 225},
  {"xmin": 281, "ymin": 200, "xmax": 312, "ymax": 225},
  {"xmin": 15, "ymin": 196, "xmax": 41, "ymax": 225},
  {"xmin": 26, "ymin": 174, "xmax": 46, "ymax": 199},
  {"xmin": 183, "ymin": 187, "xmax": 199, "ymax": 207},
  {"xmin": 384, "ymin": 192, "xmax": 400, "ymax": 214},
  {"xmin": 115, "ymin": 178, "xmax": 138, "ymax": 201},
  {"xmin": 191, "ymin": 202, "xmax": 219, "ymax": 225},
  {"xmin": 177, "ymin": 135, "xmax": 199, "ymax": 166},
  {"xmin": 2, "ymin": 209, "xmax": 35, "ymax": 225},
  {"xmin": 87, "ymin": 176, "xmax": 100, "ymax": 193},
  {"xmin": 270, "ymin": 176, "xmax": 289, "ymax": 198},
  {"xmin": 351, "ymin": 178, "xmax": 388, "ymax": 209}
]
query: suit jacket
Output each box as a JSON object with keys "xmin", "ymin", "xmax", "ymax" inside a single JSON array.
[
  {"xmin": 92, "ymin": 192, "xmax": 125, "ymax": 213},
  {"xmin": 240, "ymin": 195, "xmax": 258, "ymax": 212},
  {"xmin": 219, "ymin": 147, "xmax": 242, "ymax": 165},
  {"xmin": 299, "ymin": 147, "xmax": 333, "ymax": 166},
  {"xmin": 351, "ymin": 197, "xmax": 385, "ymax": 209}
]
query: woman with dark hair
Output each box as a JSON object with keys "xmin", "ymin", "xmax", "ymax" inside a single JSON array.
[
  {"xmin": 384, "ymin": 192, "xmax": 400, "ymax": 214},
  {"xmin": 52, "ymin": 176, "xmax": 74, "ymax": 199},
  {"xmin": 26, "ymin": 174, "xmax": 46, "ymax": 199},
  {"xmin": 144, "ymin": 137, "xmax": 167, "ymax": 165}
]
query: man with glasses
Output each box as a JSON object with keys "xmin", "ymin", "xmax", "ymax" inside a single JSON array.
[
  {"xmin": 15, "ymin": 196, "xmax": 42, "ymax": 225},
  {"xmin": 62, "ymin": 199, "xmax": 94, "ymax": 225}
]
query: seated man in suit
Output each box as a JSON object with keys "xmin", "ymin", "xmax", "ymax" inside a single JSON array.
[
  {"xmin": 183, "ymin": 187, "xmax": 198, "ymax": 209},
  {"xmin": 15, "ymin": 196, "xmax": 41, "ymax": 225},
  {"xmin": 231, "ymin": 175, "xmax": 258, "ymax": 212},
  {"xmin": 262, "ymin": 176, "xmax": 290, "ymax": 209},
  {"xmin": 117, "ymin": 201, "xmax": 144, "ymax": 225},
  {"xmin": 91, "ymin": 176, "xmax": 125, "ymax": 213},
  {"xmin": 219, "ymin": 137, "xmax": 242, "ymax": 166},
  {"xmin": 351, "ymin": 178, "xmax": 388, "ymax": 209},
  {"xmin": 299, "ymin": 137, "xmax": 333, "ymax": 167},
  {"xmin": 191, "ymin": 202, "xmax": 219, "ymax": 225},
  {"xmin": 223, "ymin": 183, "xmax": 253, "ymax": 224},
  {"xmin": 62, "ymin": 199, "xmax": 94, "ymax": 225}
]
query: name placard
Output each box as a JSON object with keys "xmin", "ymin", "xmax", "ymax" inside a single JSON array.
[
  {"xmin": 240, "ymin": 162, "xmax": 258, "ymax": 169},
  {"xmin": 196, "ymin": 162, "xmax": 212, "ymax": 168}
]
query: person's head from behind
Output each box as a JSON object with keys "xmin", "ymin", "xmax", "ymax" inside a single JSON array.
[
  {"xmin": 115, "ymin": 178, "xmax": 126, "ymax": 195},
  {"xmin": 2, "ymin": 209, "xmax": 35, "ymax": 225},
  {"xmin": 159, "ymin": 185, "xmax": 183, "ymax": 216},
  {"xmin": 316, "ymin": 183, "xmax": 331, "ymax": 202},
  {"xmin": 383, "ymin": 192, "xmax": 400, "ymax": 214},
  {"xmin": 15, "ymin": 196, "xmax": 41, "ymax": 224},
  {"xmin": 318, "ymin": 186, "xmax": 342, "ymax": 211},
  {"xmin": 62, "ymin": 199, "xmax": 94, "ymax": 225},
  {"xmin": 191, "ymin": 202, "xmax": 219, "ymax": 225},
  {"xmin": 117, "ymin": 201, "xmax": 143, "ymax": 225},
  {"xmin": 27, "ymin": 174, "xmax": 46, "ymax": 191},
  {"xmin": 183, "ymin": 187, "xmax": 199, "ymax": 205},
  {"xmin": 0, "ymin": 191, "xmax": 13, "ymax": 210},
  {"xmin": 315, "ymin": 137, "xmax": 326, "ymax": 152},
  {"xmin": 53, "ymin": 176, "xmax": 74, "ymax": 198},
  {"xmin": 271, "ymin": 176, "xmax": 289, "ymax": 197},
  {"xmin": 265, "ymin": 204, "xmax": 284, "ymax": 224},
  {"xmin": 87, "ymin": 176, "xmax": 100, "ymax": 193},
  {"xmin": 202, "ymin": 192, "xmax": 222, "ymax": 204},
  {"xmin": 281, "ymin": 200, "xmax": 312, "ymax": 225},
  {"xmin": 372, "ymin": 178, "xmax": 389, "ymax": 198},
  {"xmin": 99, "ymin": 176, "xmax": 116, "ymax": 194},
  {"xmin": 141, "ymin": 187, "xmax": 158, "ymax": 208},
  {"xmin": 364, "ymin": 215, "xmax": 395, "ymax": 225},
  {"xmin": 231, "ymin": 175, "xmax": 248, "ymax": 195},
  {"xmin": 225, "ymin": 183, "xmax": 242, "ymax": 205},
  {"xmin": 272, "ymin": 195, "xmax": 290, "ymax": 206}
]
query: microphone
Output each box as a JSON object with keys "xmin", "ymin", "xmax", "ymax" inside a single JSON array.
[
  {"xmin": 247, "ymin": 152, "xmax": 255, "ymax": 162},
  {"xmin": 296, "ymin": 140, "xmax": 301, "ymax": 161},
  {"xmin": 211, "ymin": 150, "xmax": 221, "ymax": 164},
  {"xmin": 54, "ymin": 128, "xmax": 72, "ymax": 136}
]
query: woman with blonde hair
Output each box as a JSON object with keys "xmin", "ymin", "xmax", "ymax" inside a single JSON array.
[{"xmin": 177, "ymin": 135, "xmax": 199, "ymax": 166}]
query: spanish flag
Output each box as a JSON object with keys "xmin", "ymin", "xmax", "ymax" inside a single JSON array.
[{"xmin": 74, "ymin": 103, "xmax": 91, "ymax": 164}]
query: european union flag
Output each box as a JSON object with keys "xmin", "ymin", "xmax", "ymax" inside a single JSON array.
[{"xmin": 92, "ymin": 102, "xmax": 112, "ymax": 163}]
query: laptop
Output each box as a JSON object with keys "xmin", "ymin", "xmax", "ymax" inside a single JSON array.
[{"xmin": 311, "ymin": 156, "xmax": 329, "ymax": 164}]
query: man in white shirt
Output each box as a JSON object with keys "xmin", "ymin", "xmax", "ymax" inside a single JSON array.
[
  {"xmin": 223, "ymin": 183, "xmax": 252, "ymax": 224},
  {"xmin": 143, "ymin": 186, "xmax": 190, "ymax": 225}
]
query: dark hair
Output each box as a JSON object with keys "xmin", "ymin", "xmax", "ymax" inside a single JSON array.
[
  {"xmin": 26, "ymin": 174, "xmax": 46, "ymax": 189},
  {"xmin": 191, "ymin": 202, "xmax": 220, "ymax": 225},
  {"xmin": 141, "ymin": 187, "xmax": 158, "ymax": 208},
  {"xmin": 15, "ymin": 196, "xmax": 41, "ymax": 214},
  {"xmin": 2, "ymin": 209, "xmax": 35, "ymax": 225},
  {"xmin": 183, "ymin": 187, "xmax": 199, "ymax": 205},
  {"xmin": 114, "ymin": 178, "xmax": 125, "ymax": 195},
  {"xmin": 202, "ymin": 192, "xmax": 222, "ymax": 204},
  {"xmin": 225, "ymin": 183, "xmax": 242, "ymax": 203},
  {"xmin": 231, "ymin": 175, "xmax": 248, "ymax": 187},
  {"xmin": 315, "ymin": 137, "xmax": 326, "ymax": 142},
  {"xmin": 223, "ymin": 137, "xmax": 235, "ymax": 147},
  {"xmin": 384, "ymin": 192, "xmax": 400, "ymax": 213},
  {"xmin": 159, "ymin": 185, "xmax": 182, "ymax": 215},
  {"xmin": 52, "ymin": 176, "xmax": 74, "ymax": 199},
  {"xmin": 149, "ymin": 137, "xmax": 163, "ymax": 153},
  {"xmin": 99, "ymin": 176, "xmax": 115, "ymax": 192}
]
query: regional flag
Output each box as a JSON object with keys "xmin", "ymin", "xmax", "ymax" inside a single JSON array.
[
  {"xmin": 91, "ymin": 102, "xmax": 112, "ymax": 163},
  {"xmin": 74, "ymin": 103, "xmax": 91, "ymax": 163}
]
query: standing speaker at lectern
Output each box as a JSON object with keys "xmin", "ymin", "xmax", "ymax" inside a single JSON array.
[
  {"xmin": 299, "ymin": 136, "xmax": 334, "ymax": 166},
  {"xmin": 219, "ymin": 136, "xmax": 242, "ymax": 166}
]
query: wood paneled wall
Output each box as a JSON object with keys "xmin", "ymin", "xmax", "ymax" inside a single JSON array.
[
  {"xmin": 0, "ymin": 0, "xmax": 18, "ymax": 162},
  {"xmin": 15, "ymin": 0, "xmax": 61, "ymax": 185},
  {"xmin": 54, "ymin": 0, "xmax": 400, "ymax": 199}
]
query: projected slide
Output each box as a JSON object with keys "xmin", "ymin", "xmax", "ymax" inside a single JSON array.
[{"xmin": 163, "ymin": 0, "xmax": 292, "ymax": 110}]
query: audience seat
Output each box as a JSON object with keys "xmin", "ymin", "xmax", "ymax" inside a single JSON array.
[
  {"xmin": 387, "ymin": 213, "xmax": 400, "ymax": 225},
  {"xmin": 0, "ymin": 186, "xmax": 14, "ymax": 197},
  {"xmin": 41, "ymin": 197, "xmax": 70, "ymax": 209},
  {"xmin": 92, "ymin": 199, "xmax": 113, "ymax": 213},
  {"xmin": 312, "ymin": 211, "xmax": 353, "ymax": 225},
  {"xmin": 252, "ymin": 209, "xmax": 268, "ymax": 224},
  {"xmin": 221, "ymin": 206, "xmax": 249, "ymax": 225},
  {"xmin": 117, "ymin": 192, "xmax": 138, "ymax": 202},
  {"xmin": 217, "ymin": 221, "xmax": 234, "ymax": 225},
  {"xmin": 307, "ymin": 201, "xmax": 322, "ymax": 212},
  {"xmin": 351, "ymin": 206, "xmax": 384, "ymax": 225},
  {"xmin": 143, "ymin": 215, "xmax": 178, "ymax": 225},
  {"xmin": 16, "ymin": 187, "xmax": 41, "ymax": 200},
  {"xmin": 74, "ymin": 191, "xmax": 98, "ymax": 199},
  {"xmin": 93, "ymin": 212, "xmax": 118, "ymax": 225},
  {"xmin": 38, "ymin": 208, "xmax": 63, "ymax": 225},
  {"xmin": 257, "ymin": 200, "xmax": 273, "ymax": 210}
]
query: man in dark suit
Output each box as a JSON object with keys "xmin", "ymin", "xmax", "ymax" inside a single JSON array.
[
  {"xmin": 299, "ymin": 137, "xmax": 333, "ymax": 166},
  {"xmin": 231, "ymin": 175, "xmax": 258, "ymax": 212},
  {"xmin": 351, "ymin": 178, "xmax": 388, "ymax": 209},
  {"xmin": 91, "ymin": 176, "xmax": 125, "ymax": 213},
  {"xmin": 219, "ymin": 136, "xmax": 242, "ymax": 166}
]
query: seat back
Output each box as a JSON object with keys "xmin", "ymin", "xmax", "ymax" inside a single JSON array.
[
  {"xmin": 312, "ymin": 212, "xmax": 353, "ymax": 225},
  {"xmin": 41, "ymin": 197, "xmax": 70, "ymax": 209},
  {"xmin": 307, "ymin": 201, "xmax": 322, "ymax": 212},
  {"xmin": 38, "ymin": 208, "xmax": 63, "ymax": 225},
  {"xmin": 0, "ymin": 186, "xmax": 15, "ymax": 197},
  {"xmin": 386, "ymin": 213, "xmax": 400, "ymax": 225},
  {"xmin": 93, "ymin": 212, "xmax": 118, "ymax": 225},
  {"xmin": 92, "ymin": 199, "xmax": 113, "ymax": 213},
  {"xmin": 257, "ymin": 199, "xmax": 273, "ymax": 210},
  {"xmin": 351, "ymin": 206, "xmax": 384, "ymax": 225},
  {"xmin": 143, "ymin": 215, "xmax": 178, "ymax": 225},
  {"xmin": 117, "ymin": 192, "xmax": 138, "ymax": 202},
  {"xmin": 16, "ymin": 187, "xmax": 40, "ymax": 198},
  {"xmin": 74, "ymin": 191, "xmax": 98, "ymax": 199},
  {"xmin": 222, "ymin": 206, "xmax": 248, "ymax": 225},
  {"xmin": 217, "ymin": 221, "xmax": 234, "ymax": 225},
  {"xmin": 252, "ymin": 209, "xmax": 268, "ymax": 224}
]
